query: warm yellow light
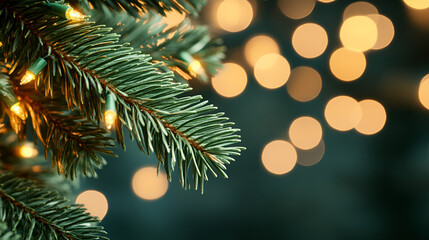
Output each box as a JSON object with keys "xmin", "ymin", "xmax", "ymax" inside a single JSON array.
[
  {"xmin": 297, "ymin": 140, "xmax": 325, "ymax": 167},
  {"xmin": 65, "ymin": 8, "xmax": 84, "ymax": 20},
  {"xmin": 212, "ymin": 63, "xmax": 247, "ymax": 98},
  {"xmin": 318, "ymin": 0, "xmax": 335, "ymax": 3},
  {"xmin": 18, "ymin": 144, "xmax": 38, "ymax": 158},
  {"xmin": 368, "ymin": 14, "xmax": 395, "ymax": 50},
  {"xmin": 292, "ymin": 23, "xmax": 328, "ymax": 59},
  {"xmin": 355, "ymin": 99, "xmax": 387, "ymax": 135},
  {"xmin": 324, "ymin": 95, "xmax": 362, "ymax": 131},
  {"xmin": 278, "ymin": 0, "xmax": 316, "ymax": 20},
  {"xmin": 76, "ymin": 190, "xmax": 108, "ymax": 220},
  {"xmin": 188, "ymin": 60, "xmax": 203, "ymax": 76},
  {"xmin": 418, "ymin": 74, "xmax": 429, "ymax": 110},
  {"xmin": 289, "ymin": 116, "xmax": 323, "ymax": 150},
  {"xmin": 20, "ymin": 71, "xmax": 36, "ymax": 85},
  {"xmin": 132, "ymin": 167, "xmax": 168, "ymax": 200},
  {"xmin": 244, "ymin": 35, "xmax": 280, "ymax": 67},
  {"xmin": 340, "ymin": 16, "xmax": 378, "ymax": 52},
  {"xmin": 403, "ymin": 0, "xmax": 429, "ymax": 9},
  {"xmin": 254, "ymin": 53, "xmax": 291, "ymax": 89},
  {"xmin": 329, "ymin": 48, "xmax": 366, "ymax": 81},
  {"xmin": 217, "ymin": 0, "xmax": 253, "ymax": 32},
  {"xmin": 161, "ymin": 10, "xmax": 186, "ymax": 29},
  {"xmin": 261, "ymin": 140, "xmax": 297, "ymax": 175},
  {"xmin": 287, "ymin": 66, "xmax": 322, "ymax": 102},
  {"xmin": 10, "ymin": 102, "xmax": 26, "ymax": 120},
  {"xmin": 343, "ymin": 1, "xmax": 378, "ymax": 20},
  {"xmin": 104, "ymin": 110, "xmax": 117, "ymax": 130}
]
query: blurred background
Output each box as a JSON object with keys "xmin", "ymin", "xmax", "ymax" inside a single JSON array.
[{"xmin": 75, "ymin": 0, "xmax": 429, "ymax": 239}]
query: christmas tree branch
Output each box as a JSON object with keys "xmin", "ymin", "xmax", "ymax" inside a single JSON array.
[{"xmin": 0, "ymin": 173, "xmax": 108, "ymax": 240}]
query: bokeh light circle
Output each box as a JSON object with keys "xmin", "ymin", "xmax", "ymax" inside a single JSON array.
[
  {"xmin": 355, "ymin": 99, "xmax": 387, "ymax": 135},
  {"xmin": 254, "ymin": 53, "xmax": 291, "ymax": 89},
  {"xmin": 278, "ymin": 0, "xmax": 316, "ymax": 19},
  {"xmin": 76, "ymin": 190, "xmax": 108, "ymax": 220},
  {"xmin": 297, "ymin": 140, "xmax": 325, "ymax": 167},
  {"xmin": 368, "ymin": 14, "xmax": 395, "ymax": 50},
  {"xmin": 212, "ymin": 63, "xmax": 247, "ymax": 98},
  {"xmin": 132, "ymin": 167, "xmax": 169, "ymax": 201},
  {"xmin": 289, "ymin": 116, "xmax": 323, "ymax": 150},
  {"xmin": 340, "ymin": 15, "xmax": 378, "ymax": 52},
  {"xmin": 418, "ymin": 74, "xmax": 429, "ymax": 110},
  {"xmin": 262, "ymin": 140, "xmax": 297, "ymax": 175},
  {"xmin": 318, "ymin": 0, "xmax": 335, "ymax": 3},
  {"xmin": 245, "ymin": 35, "xmax": 280, "ymax": 67},
  {"xmin": 287, "ymin": 66, "xmax": 322, "ymax": 102},
  {"xmin": 403, "ymin": 0, "xmax": 429, "ymax": 9},
  {"xmin": 324, "ymin": 96, "xmax": 362, "ymax": 131},
  {"xmin": 329, "ymin": 48, "xmax": 366, "ymax": 81},
  {"xmin": 217, "ymin": 0, "xmax": 253, "ymax": 32},
  {"xmin": 343, "ymin": 1, "xmax": 378, "ymax": 20},
  {"xmin": 292, "ymin": 23, "xmax": 328, "ymax": 59}
]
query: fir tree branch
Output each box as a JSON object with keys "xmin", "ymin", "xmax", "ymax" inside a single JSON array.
[
  {"xmin": 0, "ymin": 172, "xmax": 108, "ymax": 240},
  {"xmin": 0, "ymin": 0, "xmax": 244, "ymax": 192}
]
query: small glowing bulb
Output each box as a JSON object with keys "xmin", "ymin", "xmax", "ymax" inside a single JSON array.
[
  {"xmin": 10, "ymin": 102, "xmax": 26, "ymax": 120},
  {"xmin": 188, "ymin": 60, "xmax": 203, "ymax": 76},
  {"xmin": 19, "ymin": 144, "xmax": 38, "ymax": 158},
  {"xmin": 66, "ymin": 8, "xmax": 84, "ymax": 20},
  {"xmin": 20, "ymin": 71, "xmax": 36, "ymax": 85},
  {"xmin": 104, "ymin": 110, "xmax": 117, "ymax": 130}
]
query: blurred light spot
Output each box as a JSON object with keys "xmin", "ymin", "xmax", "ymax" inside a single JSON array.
[
  {"xmin": 368, "ymin": 14, "xmax": 395, "ymax": 50},
  {"xmin": 217, "ymin": 0, "xmax": 253, "ymax": 32},
  {"xmin": 419, "ymin": 74, "xmax": 429, "ymax": 110},
  {"xmin": 343, "ymin": 1, "xmax": 378, "ymax": 20},
  {"xmin": 355, "ymin": 99, "xmax": 387, "ymax": 135},
  {"xmin": 287, "ymin": 66, "xmax": 322, "ymax": 102},
  {"xmin": 297, "ymin": 140, "xmax": 325, "ymax": 166},
  {"xmin": 406, "ymin": 7, "xmax": 429, "ymax": 30},
  {"xmin": 329, "ymin": 48, "xmax": 366, "ymax": 81},
  {"xmin": 18, "ymin": 143, "xmax": 38, "ymax": 158},
  {"xmin": 289, "ymin": 116, "xmax": 323, "ymax": 150},
  {"xmin": 254, "ymin": 53, "xmax": 291, "ymax": 89},
  {"xmin": 340, "ymin": 16, "xmax": 378, "ymax": 52},
  {"xmin": 292, "ymin": 23, "xmax": 328, "ymax": 59},
  {"xmin": 403, "ymin": 0, "xmax": 429, "ymax": 9},
  {"xmin": 278, "ymin": 0, "xmax": 316, "ymax": 19},
  {"xmin": 245, "ymin": 35, "xmax": 280, "ymax": 67},
  {"xmin": 318, "ymin": 0, "xmax": 335, "ymax": 2},
  {"xmin": 262, "ymin": 140, "xmax": 297, "ymax": 175},
  {"xmin": 160, "ymin": 10, "xmax": 186, "ymax": 29},
  {"xmin": 212, "ymin": 63, "xmax": 247, "ymax": 98},
  {"xmin": 76, "ymin": 190, "xmax": 108, "ymax": 220},
  {"xmin": 132, "ymin": 167, "xmax": 168, "ymax": 201},
  {"xmin": 324, "ymin": 95, "xmax": 362, "ymax": 131}
]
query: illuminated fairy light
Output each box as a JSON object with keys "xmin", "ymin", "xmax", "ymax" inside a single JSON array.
[
  {"xmin": 20, "ymin": 58, "xmax": 47, "ymax": 85},
  {"xmin": 76, "ymin": 190, "xmax": 108, "ymax": 220},
  {"xmin": 287, "ymin": 66, "xmax": 322, "ymax": 102},
  {"xmin": 10, "ymin": 102, "xmax": 26, "ymax": 120},
  {"xmin": 104, "ymin": 93, "xmax": 117, "ymax": 130},
  {"xmin": 18, "ymin": 143, "xmax": 38, "ymax": 158},
  {"xmin": 289, "ymin": 116, "xmax": 323, "ymax": 150},
  {"xmin": 403, "ymin": 0, "xmax": 429, "ymax": 9},
  {"xmin": 65, "ymin": 8, "xmax": 84, "ymax": 20},
  {"xmin": 188, "ymin": 60, "xmax": 203, "ymax": 76},
  {"xmin": 261, "ymin": 140, "xmax": 297, "ymax": 175},
  {"xmin": 292, "ymin": 23, "xmax": 328, "ymax": 59},
  {"xmin": 212, "ymin": 63, "xmax": 247, "ymax": 98},
  {"xmin": 48, "ymin": 3, "xmax": 85, "ymax": 20},
  {"xmin": 278, "ymin": 0, "xmax": 316, "ymax": 20},
  {"xmin": 21, "ymin": 71, "xmax": 36, "ymax": 85},
  {"xmin": 343, "ymin": 1, "xmax": 378, "ymax": 20},
  {"xmin": 355, "ymin": 99, "xmax": 387, "ymax": 135},
  {"xmin": 329, "ymin": 48, "xmax": 366, "ymax": 81},
  {"xmin": 216, "ymin": 0, "xmax": 253, "ymax": 32},
  {"xmin": 418, "ymin": 74, "xmax": 429, "ymax": 110},
  {"xmin": 324, "ymin": 96, "xmax": 362, "ymax": 131},
  {"xmin": 132, "ymin": 167, "xmax": 169, "ymax": 200},
  {"xmin": 244, "ymin": 35, "xmax": 280, "ymax": 67},
  {"xmin": 340, "ymin": 15, "xmax": 378, "ymax": 52}
]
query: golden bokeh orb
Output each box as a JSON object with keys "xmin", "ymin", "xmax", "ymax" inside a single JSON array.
[
  {"xmin": 292, "ymin": 23, "xmax": 328, "ymax": 59},
  {"xmin": 217, "ymin": 0, "xmax": 253, "ymax": 32},
  {"xmin": 355, "ymin": 99, "xmax": 387, "ymax": 135},
  {"xmin": 297, "ymin": 140, "xmax": 325, "ymax": 167},
  {"xmin": 340, "ymin": 15, "xmax": 378, "ymax": 52},
  {"xmin": 289, "ymin": 116, "xmax": 323, "ymax": 150},
  {"xmin": 254, "ymin": 53, "xmax": 291, "ymax": 89},
  {"xmin": 418, "ymin": 74, "xmax": 429, "ymax": 110},
  {"xmin": 403, "ymin": 0, "xmax": 429, "ymax": 9},
  {"xmin": 318, "ymin": 0, "xmax": 335, "ymax": 3},
  {"xmin": 212, "ymin": 63, "xmax": 247, "ymax": 98},
  {"xmin": 18, "ymin": 143, "xmax": 38, "ymax": 158},
  {"xmin": 278, "ymin": 0, "xmax": 316, "ymax": 19},
  {"xmin": 132, "ymin": 167, "xmax": 169, "ymax": 201},
  {"xmin": 287, "ymin": 66, "xmax": 322, "ymax": 102},
  {"xmin": 261, "ymin": 140, "xmax": 297, "ymax": 175},
  {"xmin": 76, "ymin": 190, "xmax": 108, "ymax": 220},
  {"xmin": 343, "ymin": 1, "xmax": 378, "ymax": 20},
  {"xmin": 324, "ymin": 96, "xmax": 362, "ymax": 131},
  {"xmin": 329, "ymin": 48, "xmax": 366, "ymax": 81},
  {"xmin": 244, "ymin": 35, "xmax": 280, "ymax": 67},
  {"xmin": 368, "ymin": 14, "xmax": 395, "ymax": 50}
]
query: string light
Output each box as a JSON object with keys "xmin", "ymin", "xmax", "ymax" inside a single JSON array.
[
  {"xmin": 47, "ymin": 3, "xmax": 85, "ymax": 20},
  {"xmin": 179, "ymin": 52, "xmax": 206, "ymax": 78},
  {"xmin": 188, "ymin": 60, "xmax": 203, "ymax": 76},
  {"xmin": 104, "ymin": 93, "xmax": 117, "ymax": 130},
  {"xmin": 10, "ymin": 102, "xmax": 26, "ymax": 120},
  {"xmin": 20, "ymin": 58, "xmax": 47, "ymax": 85}
]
